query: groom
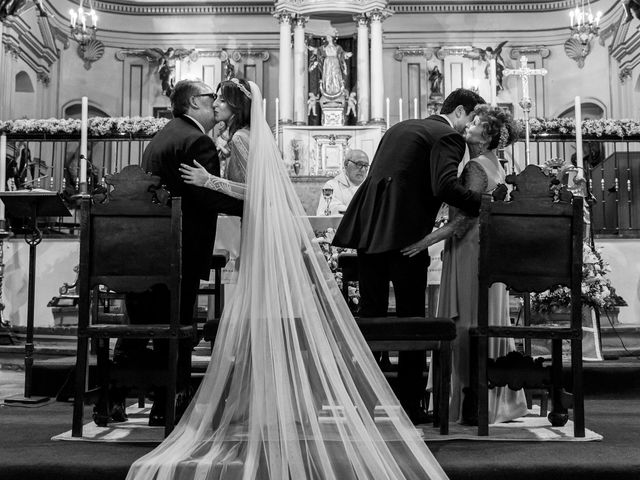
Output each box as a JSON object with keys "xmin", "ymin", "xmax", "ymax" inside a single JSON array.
[
  {"xmin": 115, "ymin": 79, "xmax": 243, "ymax": 425},
  {"xmin": 333, "ymin": 88, "xmax": 485, "ymax": 424}
]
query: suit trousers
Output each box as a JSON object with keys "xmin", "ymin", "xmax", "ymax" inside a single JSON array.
[{"xmin": 357, "ymin": 249, "xmax": 430, "ymax": 410}]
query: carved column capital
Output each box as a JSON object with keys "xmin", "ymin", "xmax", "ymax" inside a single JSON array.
[
  {"xmin": 619, "ymin": 66, "xmax": 632, "ymax": 84},
  {"xmin": 294, "ymin": 15, "xmax": 308, "ymax": 29},
  {"xmin": 354, "ymin": 13, "xmax": 369, "ymax": 27},
  {"xmin": 274, "ymin": 10, "xmax": 294, "ymax": 24},
  {"xmin": 231, "ymin": 50, "xmax": 270, "ymax": 63},
  {"xmin": 509, "ymin": 46, "xmax": 550, "ymax": 60},
  {"xmin": 36, "ymin": 70, "xmax": 50, "ymax": 86},
  {"xmin": 369, "ymin": 8, "xmax": 393, "ymax": 23},
  {"xmin": 394, "ymin": 47, "xmax": 434, "ymax": 62}
]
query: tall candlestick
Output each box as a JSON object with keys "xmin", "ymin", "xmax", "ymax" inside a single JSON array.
[
  {"xmin": 399, "ymin": 98, "xmax": 403, "ymax": 122},
  {"xmin": 263, "ymin": 98, "xmax": 267, "ymax": 119},
  {"xmin": 80, "ymin": 96, "xmax": 88, "ymax": 194},
  {"xmin": 575, "ymin": 96, "xmax": 584, "ymax": 177},
  {"xmin": 413, "ymin": 98, "xmax": 418, "ymax": 119},
  {"xmin": 386, "ymin": 97, "xmax": 390, "ymax": 129},
  {"xmin": 275, "ymin": 97, "xmax": 280, "ymax": 143},
  {"xmin": 0, "ymin": 134, "xmax": 6, "ymax": 223}
]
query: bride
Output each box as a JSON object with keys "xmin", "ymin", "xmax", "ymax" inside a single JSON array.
[{"xmin": 126, "ymin": 79, "xmax": 448, "ymax": 480}]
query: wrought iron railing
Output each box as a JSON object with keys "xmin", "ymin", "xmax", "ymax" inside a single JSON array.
[{"xmin": 2, "ymin": 132, "xmax": 640, "ymax": 237}]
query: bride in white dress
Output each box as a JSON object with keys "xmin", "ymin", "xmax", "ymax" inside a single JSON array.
[{"xmin": 126, "ymin": 79, "xmax": 448, "ymax": 480}]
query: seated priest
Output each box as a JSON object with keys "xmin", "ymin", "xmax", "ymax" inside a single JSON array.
[{"xmin": 316, "ymin": 149, "xmax": 370, "ymax": 216}]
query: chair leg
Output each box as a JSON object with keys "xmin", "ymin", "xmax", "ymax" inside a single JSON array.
[
  {"xmin": 164, "ymin": 337, "xmax": 178, "ymax": 437},
  {"xmin": 439, "ymin": 342, "xmax": 451, "ymax": 435},
  {"xmin": 431, "ymin": 348, "xmax": 441, "ymax": 429},
  {"xmin": 475, "ymin": 334, "xmax": 489, "ymax": 436},
  {"xmin": 72, "ymin": 336, "xmax": 90, "ymax": 437},
  {"xmin": 92, "ymin": 338, "xmax": 111, "ymax": 427},
  {"xmin": 571, "ymin": 337, "xmax": 585, "ymax": 437},
  {"xmin": 549, "ymin": 339, "xmax": 568, "ymax": 427}
]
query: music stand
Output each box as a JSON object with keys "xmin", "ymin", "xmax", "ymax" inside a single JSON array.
[{"xmin": 0, "ymin": 191, "xmax": 71, "ymax": 404}]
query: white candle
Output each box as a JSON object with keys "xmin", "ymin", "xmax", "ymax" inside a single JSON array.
[
  {"xmin": 263, "ymin": 98, "xmax": 266, "ymax": 119},
  {"xmin": 80, "ymin": 96, "xmax": 88, "ymax": 194},
  {"xmin": 575, "ymin": 96, "xmax": 583, "ymax": 176},
  {"xmin": 413, "ymin": 98, "xmax": 418, "ymax": 119},
  {"xmin": 386, "ymin": 97, "xmax": 390, "ymax": 129},
  {"xmin": 399, "ymin": 98, "xmax": 403, "ymax": 122},
  {"xmin": 275, "ymin": 97, "xmax": 280, "ymax": 142},
  {"xmin": 489, "ymin": 58, "xmax": 497, "ymax": 106},
  {"xmin": 0, "ymin": 134, "xmax": 6, "ymax": 222}
]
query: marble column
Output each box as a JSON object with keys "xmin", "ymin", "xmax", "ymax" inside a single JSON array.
[
  {"xmin": 293, "ymin": 16, "xmax": 307, "ymax": 125},
  {"xmin": 277, "ymin": 12, "xmax": 293, "ymax": 124},
  {"xmin": 355, "ymin": 14, "xmax": 370, "ymax": 125},
  {"xmin": 369, "ymin": 10, "xmax": 386, "ymax": 124}
]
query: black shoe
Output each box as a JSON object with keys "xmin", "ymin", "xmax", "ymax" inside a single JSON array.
[{"xmin": 109, "ymin": 402, "xmax": 128, "ymax": 423}]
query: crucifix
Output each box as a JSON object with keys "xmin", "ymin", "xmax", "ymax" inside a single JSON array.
[{"xmin": 504, "ymin": 55, "xmax": 548, "ymax": 165}]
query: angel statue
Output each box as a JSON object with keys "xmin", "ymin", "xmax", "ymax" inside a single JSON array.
[
  {"xmin": 307, "ymin": 92, "xmax": 319, "ymax": 117},
  {"xmin": 428, "ymin": 66, "xmax": 443, "ymax": 96},
  {"xmin": 346, "ymin": 91, "xmax": 357, "ymax": 117},
  {"xmin": 481, "ymin": 41, "xmax": 508, "ymax": 94},
  {"xmin": 136, "ymin": 47, "xmax": 199, "ymax": 97},
  {"xmin": 308, "ymin": 33, "xmax": 353, "ymax": 100}
]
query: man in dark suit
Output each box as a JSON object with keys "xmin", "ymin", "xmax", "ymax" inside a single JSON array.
[
  {"xmin": 333, "ymin": 88, "xmax": 485, "ymax": 424},
  {"xmin": 115, "ymin": 79, "xmax": 243, "ymax": 425}
]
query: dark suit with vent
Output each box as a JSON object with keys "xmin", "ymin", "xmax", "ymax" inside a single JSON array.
[
  {"xmin": 333, "ymin": 116, "xmax": 481, "ymax": 416},
  {"xmin": 117, "ymin": 116, "xmax": 242, "ymax": 409}
]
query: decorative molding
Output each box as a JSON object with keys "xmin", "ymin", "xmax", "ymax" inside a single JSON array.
[
  {"xmin": 77, "ymin": 39, "xmax": 105, "ymax": 70},
  {"xmin": 436, "ymin": 45, "xmax": 474, "ymax": 59},
  {"xmin": 3, "ymin": 39, "xmax": 21, "ymax": 59},
  {"xmin": 619, "ymin": 66, "xmax": 632, "ymax": 83},
  {"xmin": 564, "ymin": 37, "xmax": 589, "ymax": 69},
  {"xmin": 36, "ymin": 70, "xmax": 51, "ymax": 86},
  {"xmin": 91, "ymin": 1, "xmax": 601, "ymax": 16},
  {"xmin": 231, "ymin": 50, "xmax": 270, "ymax": 62},
  {"xmin": 393, "ymin": 47, "xmax": 434, "ymax": 61},
  {"xmin": 509, "ymin": 46, "xmax": 551, "ymax": 59}
]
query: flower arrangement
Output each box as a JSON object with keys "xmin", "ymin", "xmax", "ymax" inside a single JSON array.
[
  {"xmin": 523, "ymin": 118, "xmax": 640, "ymax": 138},
  {"xmin": 0, "ymin": 116, "xmax": 169, "ymax": 137},
  {"xmin": 530, "ymin": 243, "xmax": 627, "ymax": 314},
  {"xmin": 315, "ymin": 227, "xmax": 360, "ymax": 312}
]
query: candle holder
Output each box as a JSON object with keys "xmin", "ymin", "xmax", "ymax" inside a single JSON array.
[
  {"xmin": 322, "ymin": 187, "xmax": 334, "ymax": 216},
  {"xmin": 69, "ymin": 0, "xmax": 98, "ymax": 47}
]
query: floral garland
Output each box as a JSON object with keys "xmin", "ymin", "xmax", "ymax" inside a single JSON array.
[
  {"xmin": 315, "ymin": 227, "xmax": 360, "ymax": 312},
  {"xmin": 530, "ymin": 243, "xmax": 627, "ymax": 314},
  {"xmin": 0, "ymin": 116, "xmax": 169, "ymax": 137},
  {"xmin": 522, "ymin": 118, "xmax": 640, "ymax": 138}
]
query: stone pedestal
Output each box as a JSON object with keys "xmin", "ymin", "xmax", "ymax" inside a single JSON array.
[{"xmin": 322, "ymin": 106, "xmax": 344, "ymax": 127}]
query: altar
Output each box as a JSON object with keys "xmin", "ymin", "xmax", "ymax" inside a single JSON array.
[{"xmin": 281, "ymin": 125, "xmax": 383, "ymax": 177}]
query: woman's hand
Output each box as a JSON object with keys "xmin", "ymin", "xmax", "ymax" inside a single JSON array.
[
  {"xmin": 179, "ymin": 160, "xmax": 210, "ymax": 187},
  {"xmin": 400, "ymin": 235, "xmax": 433, "ymax": 257}
]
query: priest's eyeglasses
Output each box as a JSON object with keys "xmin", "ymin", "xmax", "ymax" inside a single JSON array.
[{"xmin": 347, "ymin": 160, "xmax": 369, "ymax": 170}]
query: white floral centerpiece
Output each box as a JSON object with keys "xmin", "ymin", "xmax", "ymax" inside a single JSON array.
[
  {"xmin": 530, "ymin": 243, "xmax": 626, "ymax": 315},
  {"xmin": 523, "ymin": 118, "xmax": 640, "ymax": 138}
]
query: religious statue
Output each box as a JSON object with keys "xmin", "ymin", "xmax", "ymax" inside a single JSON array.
[
  {"xmin": 307, "ymin": 92, "xmax": 319, "ymax": 117},
  {"xmin": 221, "ymin": 49, "xmax": 235, "ymax": 80},
  {"xmin": 481, "ymin": 41, "xmax": 508, "ymax": 94},
  {"xmin": 308, "ymin": 33, "xmax": 353, "ymax": 100},
  {"xmin": 428, "ymin": 66, "xmax": 443, "ymax": 97},
  {"xmin": 346, "ymin": 91, "xmax": 357, "ymax": 117},
  {"xmin": 133, "ymin": 47, "xmax": 199, "ymax": 97},
  {"xmin": 622, "ymin": 0, "xmax": 640, "ymax": 22}
]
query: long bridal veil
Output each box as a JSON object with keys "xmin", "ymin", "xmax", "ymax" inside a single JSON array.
[{"xmin": 127, "ymin": 82, "xmax": 448, "ymax": 480}]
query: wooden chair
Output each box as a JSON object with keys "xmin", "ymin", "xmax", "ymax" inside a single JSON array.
[
  {"xmin": 72, "ymin": 166, "xmax": 193, "ymax": 438},
  {"xmin": 470, "ymin": 165, "xmax": 585, "ymax": 436},
  {"xmin": 337, "ymin": 252, "xmax": 456, "ymax": 435}
]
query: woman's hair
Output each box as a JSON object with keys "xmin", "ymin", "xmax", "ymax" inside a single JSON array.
[
  {"xmin": 216, "ymin": 78, "xmax": 252, "ymax": 138},
  {"xmin": 473, "ymin": 104, "xmax": 520, "ymax": 150}
]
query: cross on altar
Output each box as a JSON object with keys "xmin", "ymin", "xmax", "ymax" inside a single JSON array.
[{"xmin": 504, "ymin": 55, "xmax": 548, "ymax": 165}]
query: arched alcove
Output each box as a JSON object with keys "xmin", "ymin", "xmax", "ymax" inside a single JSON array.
[
  {"xmin": 557, "ymin": 101, "xmax": 605, "ymax": 120},
  {"xmin": 15, "ymin": 71, "xmax": 34, "ymax": 93},
  {"xmin": 63, "ymin": 103, "xmax": 109, "ymax": 118}
]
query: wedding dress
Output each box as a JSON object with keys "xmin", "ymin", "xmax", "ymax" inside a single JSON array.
[{"xmin": 126, "ymin": 82, "xmax": 448, "ymax": 480}]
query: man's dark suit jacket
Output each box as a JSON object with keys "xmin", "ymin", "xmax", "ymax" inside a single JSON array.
[
  {"xmin": 333, "ymin": 115, "xmax": 481, "ymax": 254},
  {"xmin": 141, "ymin": 116, "xmax": 243, "ymax": 285}
]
